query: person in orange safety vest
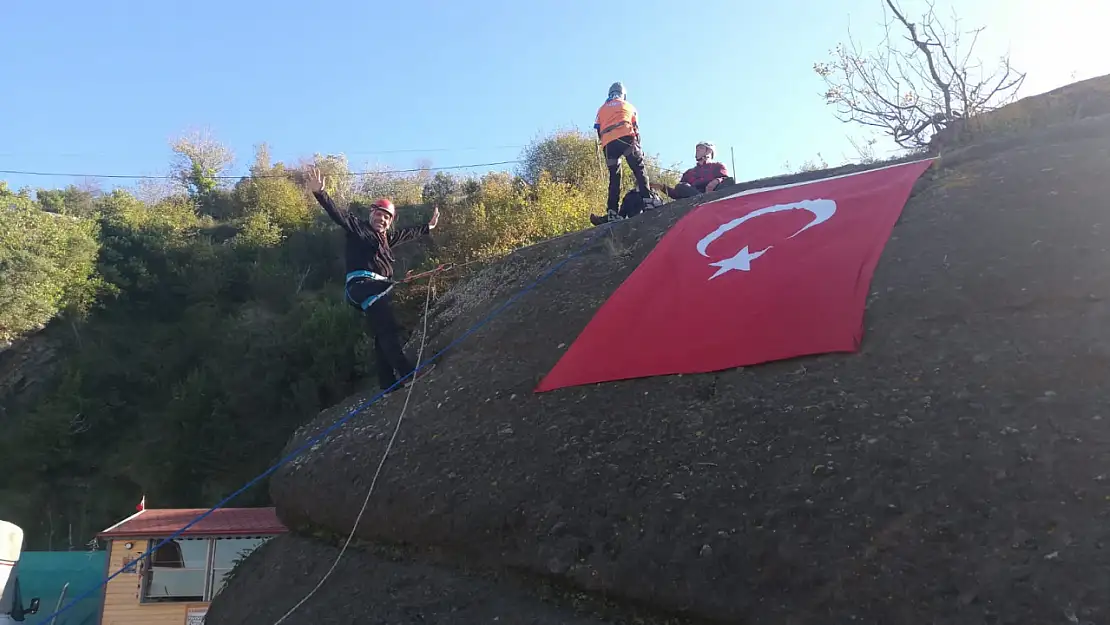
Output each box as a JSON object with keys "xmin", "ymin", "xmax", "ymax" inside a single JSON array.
[{"xmin": 589, "ymin": 81, "xmax": 653, "ymax": 226}]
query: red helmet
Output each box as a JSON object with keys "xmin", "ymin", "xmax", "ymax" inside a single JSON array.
[{"xmin": 370, "ymin": 198, "xmax": 395, "ymax": 219}]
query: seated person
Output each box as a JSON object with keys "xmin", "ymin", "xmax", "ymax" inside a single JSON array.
[{"xmin": 652, "ymin": 141, "xmax": 734, "ymax": 199}]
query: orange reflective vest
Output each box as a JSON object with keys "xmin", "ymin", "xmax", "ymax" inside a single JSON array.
[{"xmin": 594, "ymin": 98, "xmax": 639, "ymax": 147}]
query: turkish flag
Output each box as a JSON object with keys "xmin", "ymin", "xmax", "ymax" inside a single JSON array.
[{"xmin": 535, "ymin": 158, "xmax": 935, "ymax": 392}]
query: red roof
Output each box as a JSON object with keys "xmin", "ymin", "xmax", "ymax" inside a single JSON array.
[{"xmin": 97, "ymin": 507, "xmax": 287, "ymax": 539}]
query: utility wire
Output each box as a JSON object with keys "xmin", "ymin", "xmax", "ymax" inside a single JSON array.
[
  {"xmin": 1, "ymin": 151, "xmax": 689, "ymax": 181},
  {"xmin": 0, "ymin": 144, "xmax": 527, "ymax": 158},
  {"xmin": 0, "ymin": 159, "xmax": 525, "ymax": 181},
  {"xmin": 344, "ymin": 144, "xmax": 525, "ymax": 155},
  {"xmin": 1, "ymin": 159, "xmax": 689, "ymax": 189}
]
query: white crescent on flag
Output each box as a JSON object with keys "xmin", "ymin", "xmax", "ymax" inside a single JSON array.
[{"xmin": 695, "ymin": 198, "xmax": 838, "ymax": 279}]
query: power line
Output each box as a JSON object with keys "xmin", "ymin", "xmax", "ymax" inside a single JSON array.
[
  {"xmin": 344, "ymin": 144, "xmax": 526, "ymax": 155},
  {"xmin": 0, "ymin": 144, "xmax": 528, "ymax": 158},
  {"xmin": 1, "ymin": 155, "xmax": 691, "ymax": 186},
  {"xmin": 0, "ymin": 159, "xmax": 525, "ymax": 181}
]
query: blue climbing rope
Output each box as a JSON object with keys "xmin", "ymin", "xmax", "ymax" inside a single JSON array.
[{"xmin": 40, "ymin": 220, "xmax": 619, "ymax": 623}]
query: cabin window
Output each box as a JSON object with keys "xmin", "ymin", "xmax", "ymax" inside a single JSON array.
[
  {"xmin": 209, "ymin": 537, "xmax": 266, "ymax": 598},
  {"xmin": 141, "ymin": 538, "xmax": 208, "ymax": 602},
  {"xmin": 138, "ymin": 535, "xmax": 270, "ymax": 603}
]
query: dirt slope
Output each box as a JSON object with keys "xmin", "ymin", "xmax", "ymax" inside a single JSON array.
[{"xmin": 208, "ymin": 78, "xmax": 1110, "ymax": 625}]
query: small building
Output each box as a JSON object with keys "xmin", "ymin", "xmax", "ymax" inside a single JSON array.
[{"xmin": 95, "ymin": 508, "xmax": 286, "ymax": 625}]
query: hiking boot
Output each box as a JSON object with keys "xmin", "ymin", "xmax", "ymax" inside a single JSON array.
[{"xmin": 590, "ymin": 211, "xmax": 623, "ymax": 226}]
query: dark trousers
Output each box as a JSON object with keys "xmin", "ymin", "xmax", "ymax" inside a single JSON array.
[
  {"xmin": 348, "ymin": 280, "xmax": 415, "ymax": 390},
  {"xmin": 669, "ymin": 182, "xmax": 701, "ymax": 199},
  {"xmin": 604, "ymin": 135, "xmax": 650, "ymax": 215},
  {"xmin": 668, "ymin": 176, "xmax": 736, "ymax": 199}
]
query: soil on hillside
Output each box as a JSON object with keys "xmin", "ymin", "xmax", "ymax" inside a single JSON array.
[{"xmin": 212, "ymin": 111, "xmax": 1110, "ymax": 625}]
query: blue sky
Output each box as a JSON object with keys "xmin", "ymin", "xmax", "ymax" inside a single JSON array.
[{"xmin": 1, "ymin": 0, "xmax": 1104, "ymax": 195}]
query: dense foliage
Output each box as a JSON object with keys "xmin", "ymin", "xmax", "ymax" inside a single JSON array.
[{"xmin": 0, "ymin": 128, "xmax": 679, "ymax": 549}]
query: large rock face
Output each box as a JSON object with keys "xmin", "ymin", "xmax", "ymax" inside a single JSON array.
[{"xmin": 209, "ymin": 86, "xmax": 1110, "ymax": 624}]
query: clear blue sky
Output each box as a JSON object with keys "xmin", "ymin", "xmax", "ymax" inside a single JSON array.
[{"xmin": 1, "ymin": 0, "xmax": 1102, "ymax": 195}]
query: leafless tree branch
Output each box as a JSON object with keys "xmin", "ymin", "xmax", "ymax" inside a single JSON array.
[{"xmin": 813, "ymin": 0, "xmax": 1027, "ymax": 150}]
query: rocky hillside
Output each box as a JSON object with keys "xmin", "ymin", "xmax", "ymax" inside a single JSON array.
[{"xmin": 207, "ymin": 75, "xmax": 1110, "ymax": 624}]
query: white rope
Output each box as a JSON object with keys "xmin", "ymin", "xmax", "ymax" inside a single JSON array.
[{"xmin": 272, "ymin": 273, "xmax": 438, "ymax": 624}]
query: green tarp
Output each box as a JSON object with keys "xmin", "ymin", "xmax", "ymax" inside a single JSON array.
[{"xmin": 15, "ymin": 551, "xmax": 106, "ymax": 625}]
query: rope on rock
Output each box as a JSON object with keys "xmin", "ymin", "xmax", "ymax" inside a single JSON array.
[
  {"xmin": 38, "ymin": 219, "xmax": 619, "ymax": 625},
  {"xmin": 272, "ymin": 271, "xmax": 437, "ymax": 624}
]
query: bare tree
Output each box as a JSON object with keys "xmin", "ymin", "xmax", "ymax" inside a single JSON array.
[
  {"xmin": 134, "ymin": 176, "xmax": 180, "ymax": 205},
  {"xmin": 169, "ymin": 127, "xmax": 235, "ymax": 196},
  {"xmin": 813, "ymin": 0, "xmax": 1026, "ymax": 150},
  {"xmin": 356, "ymin": 162, "xmax": 428, "ymax": 207},
  {"xmin": 74, "ymin": 177, "xmax": 103, "ymax": 198},
  {"xmin": 846, "ymin": 135, "xmax": 880, "ymax": 164}
]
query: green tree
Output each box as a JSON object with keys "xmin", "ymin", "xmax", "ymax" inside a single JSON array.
[
  {"xmin": 309, "ymin": 153, "xmax": 357, "ymax": 205},
  {"xmin": 517, "ymin": 128, "xmax": 680, "ymax": 209},
  {"xmin": 36, "ymin": 184, "xmax": 100, "ymax": 218},
  {"xmin": 422, "ymin": 171, "xmax": 461, "ymax": 207},
  {"xmin": 0, "ymin": 186, "xmax": 102, "ymax": 343},
  {"xmin": 519, "ymin": 129, "xmax": 604, "ymax": 189},
  {"xmin": 93, "ymin": 189, "xmax": 201, "ymax": 307},
  {"xmin": 171, "ymin": 128, "xmax": 236, "ymax": 218},
  {"xmin": 232, "ymin": 145, "xmax": 313, "ymax": 234}
]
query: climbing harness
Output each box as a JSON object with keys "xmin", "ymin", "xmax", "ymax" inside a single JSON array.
[
  {"xmin": 273, "ymin": 271, "xmax": 439, "ymax": 625},
  {"xmin": 344, "ymin": 270, "xmax": 394, "ymax": 310},
  {"xmin": 600, "ymin": 120, "xmax": 633, "ymax": 139},
  {"xmin": 343, "ymin": 261, "xmax": 484, "ymax": 312}
]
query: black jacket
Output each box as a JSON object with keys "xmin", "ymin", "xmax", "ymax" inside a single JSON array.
[{"xmin": 313, "ymin": 190, "xmax": 430, "ymax": 279}]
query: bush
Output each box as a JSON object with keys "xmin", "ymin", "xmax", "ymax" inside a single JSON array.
[{"xmin": 0, "ymin": 186, "xmax": 102, "ymax": 343}]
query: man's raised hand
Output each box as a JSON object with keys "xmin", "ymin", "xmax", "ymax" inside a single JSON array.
[
  {"xmin": 306, "ymin": 165, "xmax": 325, "ymax": 193},
  {"xmin": 428, "ymin": 205, "xmax": 440, "ymax": 229}
]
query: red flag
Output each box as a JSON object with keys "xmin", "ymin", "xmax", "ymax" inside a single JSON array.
[{"xmin": 536, "ymin": 158, "xmax": 935, "ymax": 392}]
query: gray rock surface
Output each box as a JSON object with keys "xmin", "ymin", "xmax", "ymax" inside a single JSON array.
[{"xmin": 213, "ymin": 83, "xmax": 1110, "ymax": 624}]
